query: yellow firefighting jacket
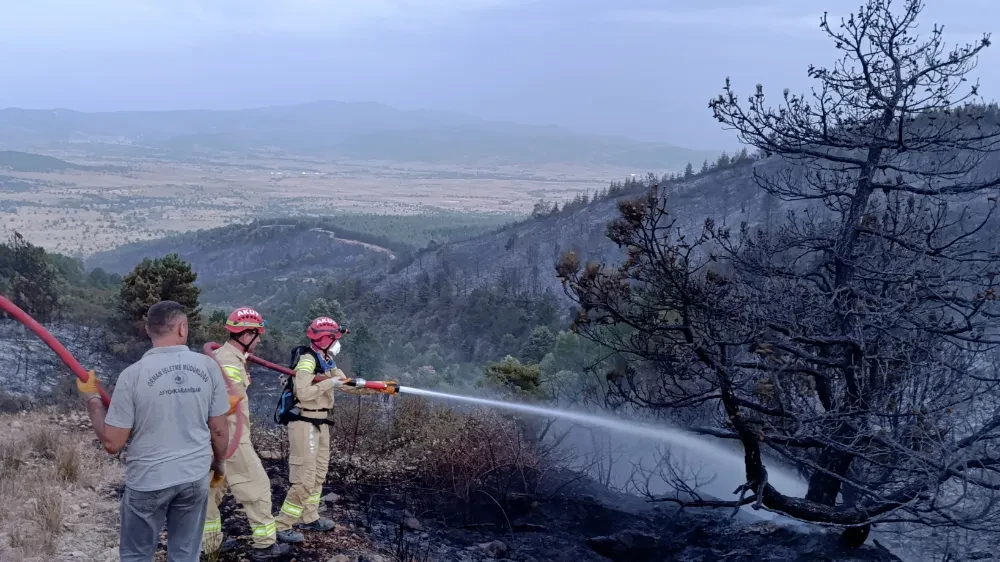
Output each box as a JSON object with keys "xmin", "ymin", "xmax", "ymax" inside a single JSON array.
[
  {"xmin": 291, "ymin": 350, "xmax": 344, "ymax": 420},
  {"xmin": 214, "ymin": 341, "xmax": 253, "ymax": 444}
]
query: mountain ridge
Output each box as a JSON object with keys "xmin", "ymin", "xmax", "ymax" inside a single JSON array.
[
  {"xmin": 0, "ymin": 101, "xmax": 719, "ymax": 168},
  {"xmin": 85, "ymin": 162, "xmax": 766, "ymax": 312}
]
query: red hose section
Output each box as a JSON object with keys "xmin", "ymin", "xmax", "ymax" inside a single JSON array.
[
  {"xmin": 240, "ymin": 349, "xmax": 387, "ymax": 389},
  {"xmin": 204, "ymin": 342, "xmax": 331, "ymax": 382},
  {"xmin": 200, "ymin": 342, "xmax": 245, "ymax": 459},
  {"xmin": 0, "ymin": 295, "xmax": 112, "ymax": 407},
  {"xmin": 199, "ymin": 342, "xmax": 396, "ymax": 448},
  {"xmin": 247, "ymin": 351, "xmax": 295, "ymax": 376}
]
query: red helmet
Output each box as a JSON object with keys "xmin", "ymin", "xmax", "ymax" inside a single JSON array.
[
  {"xmin": 225, "ymin": 307, "xmax": 266, "ymax": 334},
  {"xmin": 307, "ymin": 317, "xmax": 346, "ymax": 349}
]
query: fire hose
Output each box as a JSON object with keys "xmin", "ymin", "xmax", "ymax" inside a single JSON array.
[
  {"xmin": 202, "ymin": 342, "xmax": 400, "ymax": 393},
  {"xmin": 199, "ymin": 341, "xmax": 399, "ymax": 486},
  {"xmin": 0, "ymin": 295, "xmax": 249, "ymax": 460},
  {"xmin": 0, "ymin": 294, "xmax": 398, "ymax": 492},
  {"xmin": 0, "ymin": 295, "xmax": 112, "ymax": 407}
]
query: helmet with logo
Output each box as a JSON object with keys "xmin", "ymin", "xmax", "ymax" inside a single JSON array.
[
  {"xmin": 225, "ymin": 307, "xmax": 266, "ymax": 334},
  {"xmin": 307, "ymin": 317, "xmax": 347, "ymax": 351}
]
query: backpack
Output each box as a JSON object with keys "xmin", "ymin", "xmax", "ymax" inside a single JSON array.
[
  {"xmin": 273, "ymin": 346, "xmax": 334, "ymax": 426},
  {"xmin": 274, "ymin": 375, "xmax": 299, "ymax": 426}
]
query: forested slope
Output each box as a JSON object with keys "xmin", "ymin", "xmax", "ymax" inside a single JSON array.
[{"xmin": 86, "ymin": 159, "xmax": 773, "ymax": 311}]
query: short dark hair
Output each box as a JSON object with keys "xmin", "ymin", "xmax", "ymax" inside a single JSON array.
[{"xmin": 146, "ymin": 301, "xmax": 188, "ymax": 337}]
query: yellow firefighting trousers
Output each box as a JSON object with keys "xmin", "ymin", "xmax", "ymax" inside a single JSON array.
[
  {"xmin": 276, "ymin": 420, "xmax": 330, "ymax": 530},
  {"xmin": 203, "ymin": 440, "xmax": 276, "ymax": 550}
]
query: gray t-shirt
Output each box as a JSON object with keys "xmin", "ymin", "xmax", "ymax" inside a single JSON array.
[{"xmin": 106, "ymin": 345, "xmax": 230, "ymax": 491}]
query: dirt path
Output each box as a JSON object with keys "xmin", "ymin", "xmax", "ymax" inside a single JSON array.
[{"xmin": 308, "ymin": 228, "xmax": 396, "ymax": 259}]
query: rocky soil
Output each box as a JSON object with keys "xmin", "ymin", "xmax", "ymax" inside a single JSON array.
[{"xmin": 0, "ymin": 410, "xmax": 124, "ymax": 562}]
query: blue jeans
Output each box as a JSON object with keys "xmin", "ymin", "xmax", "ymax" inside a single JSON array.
[{"xmin": 119, "ymin": 475, "xmax": 210, "ymax": 562}]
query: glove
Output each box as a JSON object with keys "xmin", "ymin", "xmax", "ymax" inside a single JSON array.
[
  {"xmin": 316, "ymin": 377, "xmax": 338, "ymax": 391},
  {"xmin": 210, "ymin": 469, "xmax": 226, "ymax": 489},
  {"xmin": 210, "ymin": 461, "xmax": 226, "ymax": 488},
  {"xmin": 226, "ymin": 394, "xmax": 244, "ymax": 416},
  {"xmin": 77, "ymin": 370, "xmax": 102, "ymax": 404}
]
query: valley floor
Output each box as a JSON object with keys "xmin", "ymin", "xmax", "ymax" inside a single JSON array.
[{"xmin": 0, "ymin": 154, "xmax": 617, "ymax": 256}]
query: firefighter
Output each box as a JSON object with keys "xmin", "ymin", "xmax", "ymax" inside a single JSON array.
[
  {"xmin": 204, "ymin": 307, "xmax": 298, "ymax": 559},
  {"xmin": 275, "ymin": 316, "xmax": 396, "ymax": 539}
]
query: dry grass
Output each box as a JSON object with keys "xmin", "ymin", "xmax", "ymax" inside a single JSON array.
[
  {"xmin": 26, "ymin": 426, "xmax": 61, "ymax": 460},
  {"xmin": 53, "ymin": 440, "xmax": 106, "ymax": 489},
  {"xmin": 56, "ymin": 443, "xmax": 83, "ymax": 483},
  {"xmin": 0, "ymin": 435, "xmax": 26, "ymax": 472},
  {"xmin": 248, "ymin": 394, "xmax": 548, "ymax": 513},
  {"xmin": 28, "ymin": 478, "xmax": 65, "ymax": 556},
  {"xmin": 8, "ymin": 527, "xmax": 28, "ymax": 551},
  {"xmin": 324, "ymin": 395, "xmax": 546, "ymax": 505},
  {"xmin": 0, "ymin": 410, "xmax": 123, "ymax": 562}
]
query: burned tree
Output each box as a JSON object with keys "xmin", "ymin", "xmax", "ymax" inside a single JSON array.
[{"xmin": 558, "ymin": 0, "xmax": 1000, "ymax": 536}]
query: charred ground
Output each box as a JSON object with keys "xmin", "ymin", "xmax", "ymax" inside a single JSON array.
[{"xmin": 200, "ymin": 447, "xmax": 902, "ymax": 562}]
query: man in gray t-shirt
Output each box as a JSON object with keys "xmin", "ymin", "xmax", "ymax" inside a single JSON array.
[
  {"xmin": 79, "ymin": 300, "xmax": 232, "ymax": 562},
  {"xmin": 107, "ymin": 342, "xmax": 231, "ymax": 490}
]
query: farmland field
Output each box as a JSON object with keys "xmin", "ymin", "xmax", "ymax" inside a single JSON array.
[{"xmin": 0, "ymin": 150, "xmax": 632, "ymax": 255}]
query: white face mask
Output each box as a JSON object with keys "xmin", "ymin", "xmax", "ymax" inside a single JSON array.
[{"xmin": 331, "ymin": 340, "xmax": 342, "ymax": 356}]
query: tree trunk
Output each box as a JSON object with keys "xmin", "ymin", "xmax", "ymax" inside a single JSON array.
[
  {"xmin": 805, "ymin": 446, "xmax": 854, "ymax": 506},
  {"xmin": 840, "ymin": 524, "xmax": 871, "ymax": 548},
  {"xmin": 806, "ymin": 442, "xmax": 870, "ymax": 548}
]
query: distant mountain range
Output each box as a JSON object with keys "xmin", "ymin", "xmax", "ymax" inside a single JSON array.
[{"xmin": 0, "ymin": 101, "xmax": 718, "ymax": 169}]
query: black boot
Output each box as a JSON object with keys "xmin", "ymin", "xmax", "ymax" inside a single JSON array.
[
  {"xmin": 250, "ymin": 543, "xmax": 292, "ymax": 560},
  {"xmin": 277, "ymin": 529, "xmax": 304, "ymax": 544},
  {"xmin": 296, "ymin": 518, "xmax": 334, "ymax": 532},
  {"xmin": 202, "ymin": 537, "xmax": 238, "ymax": 556}
]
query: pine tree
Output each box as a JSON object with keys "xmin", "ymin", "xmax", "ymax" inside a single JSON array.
[
  {"xmin": 483, "ymin": 356, "xmax": 542, "ymax": 397},
  {"xmin": 118, "ymin": 253, "xmax": 201, "ymax": 336},
  {"xmin": 0, "ymin": 232, "xmax": 60, "ymax": 321},
  {"xmin": 307, "ymin": 297, "xmax": 347, "ymax": 323},
  {"xmin": 345, "ymin": 321, "xmax": 385, "ymax": 378},
  {"xmin": 519, "ymin": 326, "xmax": 556, "ymax": 363}
]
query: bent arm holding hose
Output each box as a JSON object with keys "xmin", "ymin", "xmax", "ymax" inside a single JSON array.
[
  {"xmin": 207, "ymin": 414, "xmax": 229, "ymax": 481},
  {"xmin": 292, "ymin": 353, "xmax": 341, "ymax": 401},
  {"xmin": 78, "ymin": 370, "xmax": 130, "ymax": 454}
]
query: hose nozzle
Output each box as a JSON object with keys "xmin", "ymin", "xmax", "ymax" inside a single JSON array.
[{"xmin": 349, "ymin": 379, "xmax": 400, "ymax": 395}]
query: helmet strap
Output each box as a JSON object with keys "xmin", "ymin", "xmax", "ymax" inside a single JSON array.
[{"xmin": 233, "ymin": 330, "xmax": 259, "ymax": 353}]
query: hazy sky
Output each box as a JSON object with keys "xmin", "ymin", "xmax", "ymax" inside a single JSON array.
[{"xmin": 0, "ymin": 0, "xmax": 996, "ymax": 150}]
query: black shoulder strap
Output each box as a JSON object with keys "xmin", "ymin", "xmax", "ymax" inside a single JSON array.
[
  {"xmin": 289, "ymin": 345, "xmax": 323, "ymax": 375},
  {"xmin": 288, "ymin": 345, "xmax": 311, "ymax": 371}
]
